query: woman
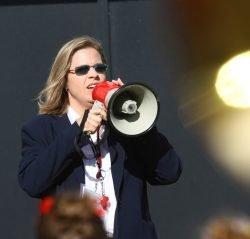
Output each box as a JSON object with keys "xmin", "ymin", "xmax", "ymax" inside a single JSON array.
[{"xmin": 18, "ymin": 35, "xmax": 182, "ymax": 239}]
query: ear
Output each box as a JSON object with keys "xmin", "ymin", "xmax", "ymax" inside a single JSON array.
[{"xmin": 65, "ymin": 87, "xmax": 71, "ymax": 94}]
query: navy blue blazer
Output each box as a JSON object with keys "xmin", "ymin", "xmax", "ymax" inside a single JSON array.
[{"xmin": 18, "ymin": 114, "xmax": 182, "ymax": 239}]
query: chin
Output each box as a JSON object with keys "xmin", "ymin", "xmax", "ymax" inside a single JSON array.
[{"xmin": 85, "ymin": 100, "xmax": 94, "ymax": 109}]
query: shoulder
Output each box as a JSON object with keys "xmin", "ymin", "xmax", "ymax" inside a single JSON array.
[
  {"xmin": 21, "ymin": 114, "xmax": 68, "ymax": 142},
  {"xmin": 22, "ymin": 114, "xmax": 58, "ymax": 128},
  {"xmin": 21, "ymin": 114, "xmax": 67, "ymax": 136}
]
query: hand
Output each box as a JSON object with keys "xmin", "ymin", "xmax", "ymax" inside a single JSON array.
[
  {"xmin": 111, "ymin": 78, "xmax": 124, "ymax": 87},
  {"xmin": 82, "ymin": 103, "xmax": 107, "ymax": 135}
]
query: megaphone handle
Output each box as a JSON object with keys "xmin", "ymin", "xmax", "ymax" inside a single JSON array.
[{"xmin": 92, "ymin": 100, "xmax": 104, "ymax": 110}]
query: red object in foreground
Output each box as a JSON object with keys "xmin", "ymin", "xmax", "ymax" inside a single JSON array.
[
  {"xmin": 94, "ymin": 195, "xmax": 110, "ymax": 218},
  {"xmin": 100, "ymin": 195, "xmax": 110, "ymax": 210},
  {"xmin": 95, "ymin": 207, "xmax": 105, "ymax": 218},
  {"xmin": 92, "ymin": 81, "xmax": 119, "ymax": 104},
  {"xmin": 39, "ymin": 196, "xmax": 55, "ymax": 215}
]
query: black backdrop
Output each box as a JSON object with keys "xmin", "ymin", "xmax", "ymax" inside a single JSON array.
[{"xmin": 0, "ymin": 1, "xmax": 249, "ymax": 239}]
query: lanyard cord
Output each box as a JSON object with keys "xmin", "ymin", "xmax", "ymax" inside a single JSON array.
[
  {"xmin": 74, "ymin": 113, "xmax": 110, "ymax": 207},
  {"xmin": 88, "ymin": 127, "xmax": 104, "ymax": 180},
  {"xmin": 74, "ymin": 109, "xmax": 89, "ymax": 158},
  {"xmin": 74, "ymin": 110, "xmax": 109, "ymax": 180}
]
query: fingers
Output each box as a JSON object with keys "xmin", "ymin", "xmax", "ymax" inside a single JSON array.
[
  {"xmin": 91, "ymin": 101, "xmax": 107, "ymax": 120},
  {"xmin": 83, "ymin": 107, "xmax": 107, "ymax": 134},
  {"xmin": 90, "ymin": 107, "xmax": 107, "ymax": 121},
  {"xmin": 112, "ymin": 77, "xmax": 124, "ymax": 86}
]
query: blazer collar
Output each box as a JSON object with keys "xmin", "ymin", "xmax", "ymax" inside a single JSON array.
[{"xmin": 54, "ymin": 113, "xmax": 72, "ymax": 130}]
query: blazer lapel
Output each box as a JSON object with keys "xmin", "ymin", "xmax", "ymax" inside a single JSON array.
[
  {"xmin": 109, "ymin": 137, "xmax": 125, "ymax": 199},
  {"xmin": 55, "ymin": 114, "xmax": 85, "ymax": 185}
]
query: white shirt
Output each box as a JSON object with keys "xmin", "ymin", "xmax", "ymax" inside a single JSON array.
[{"xmin": 67, "ymin": 106, "xmax": 117, "ymax": 235}]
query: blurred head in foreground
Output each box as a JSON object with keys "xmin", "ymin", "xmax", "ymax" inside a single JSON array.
[
  {"xmin": 37, "ymin": 193, "xmax": 107, "ymax": 239},
  {"xmin": 202, "ymin": 215, "xmax": 250, "ymax": 239}
]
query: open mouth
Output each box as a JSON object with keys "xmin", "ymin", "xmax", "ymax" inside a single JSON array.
[{"xmin": 87, "ymin": 83, "xmax": 97, "ymax": 89}]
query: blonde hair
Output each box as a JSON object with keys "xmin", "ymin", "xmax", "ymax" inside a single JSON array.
[{"xmin": 38, "ymin": 36, "xmax": 107, "ymax": 115}]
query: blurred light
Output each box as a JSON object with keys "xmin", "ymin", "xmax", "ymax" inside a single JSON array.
[
  {"xmin": 176, "ymin": 64, "xmax": 250, "ymax": 187},
  {"xmin": 207, "ymin": 110, "xmax": 250, "ymax": 186},
  {"xmin": 215, "ymin": 51, "xmax": 250, "ymax": 109}
]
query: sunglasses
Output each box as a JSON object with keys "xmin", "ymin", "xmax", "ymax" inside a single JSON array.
[{"xmin": 68, "ymin": 63, "xmax": 108, "ymax": 76}]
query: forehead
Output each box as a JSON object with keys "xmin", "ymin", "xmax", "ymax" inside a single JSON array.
[{"xmin": 70, "ymin": 47, "xmax": 102, "ymax": 67}]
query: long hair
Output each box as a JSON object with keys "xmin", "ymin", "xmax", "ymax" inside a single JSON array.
[{"xmin": 37, "ymin": 36, "xmax": 107, "ymax": 115}]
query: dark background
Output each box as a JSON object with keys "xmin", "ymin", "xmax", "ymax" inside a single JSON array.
[{"xmin": 0, "ymin": 0, "xmax": 250, "ymax": 238}]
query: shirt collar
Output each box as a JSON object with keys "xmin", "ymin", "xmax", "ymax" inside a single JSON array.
[{"xmin": 67, "ymin": 106, "xmax": 81, "ymax": 125}]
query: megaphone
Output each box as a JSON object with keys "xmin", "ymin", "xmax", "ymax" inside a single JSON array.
[{"xmin": 92, "ymin": 81, "xmax": 159, "ymax": 136}]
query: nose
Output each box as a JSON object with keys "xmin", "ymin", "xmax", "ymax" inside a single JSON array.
[{"xmin": 88, "ymin": 66, "xmax": 100, "ymax": 80}]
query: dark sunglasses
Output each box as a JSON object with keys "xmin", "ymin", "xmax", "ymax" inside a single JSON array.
[{"xmin": 68, "ymin": 63, "xmax": 108, "ymax": 76}]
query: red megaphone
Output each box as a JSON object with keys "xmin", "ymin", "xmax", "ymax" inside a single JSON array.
[
  {"xmin": 92, "ymin": 81, "xmax": 120, "ymax": 108},
  {"xmin": 92, "ymin": 80, "xmax": 159, "ymax": 137}
]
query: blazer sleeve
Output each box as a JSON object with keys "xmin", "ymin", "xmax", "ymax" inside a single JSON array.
[
  {"xmin": 18, "ymin": 115, "xmax": 88, "ymax": 198},
  {"xmin": 121, "ymin": 127, "xmax": 182, "ymax": 185}
]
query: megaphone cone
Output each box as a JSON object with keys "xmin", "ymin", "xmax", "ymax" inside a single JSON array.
[{"xmin": 92, "ymin": 81, "xmax": 159, "ymax": 137}]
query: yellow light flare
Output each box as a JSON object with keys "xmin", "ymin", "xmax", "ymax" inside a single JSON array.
[
  {"xmin": 207, "ymin": 110, "xmax": 250, "ymax": 186},
  {"xmin": 215, "ymin": 51, "xmax": 250, "ymax": 108}
]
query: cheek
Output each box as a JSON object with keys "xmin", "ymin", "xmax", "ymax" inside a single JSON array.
[
  {"xmin": 67, "ymin": 76, "xmax": 87, "ymax": 90},
  {"xmin": 99, "ymin": 74, "xmax": 107, "ymax": 81}
]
